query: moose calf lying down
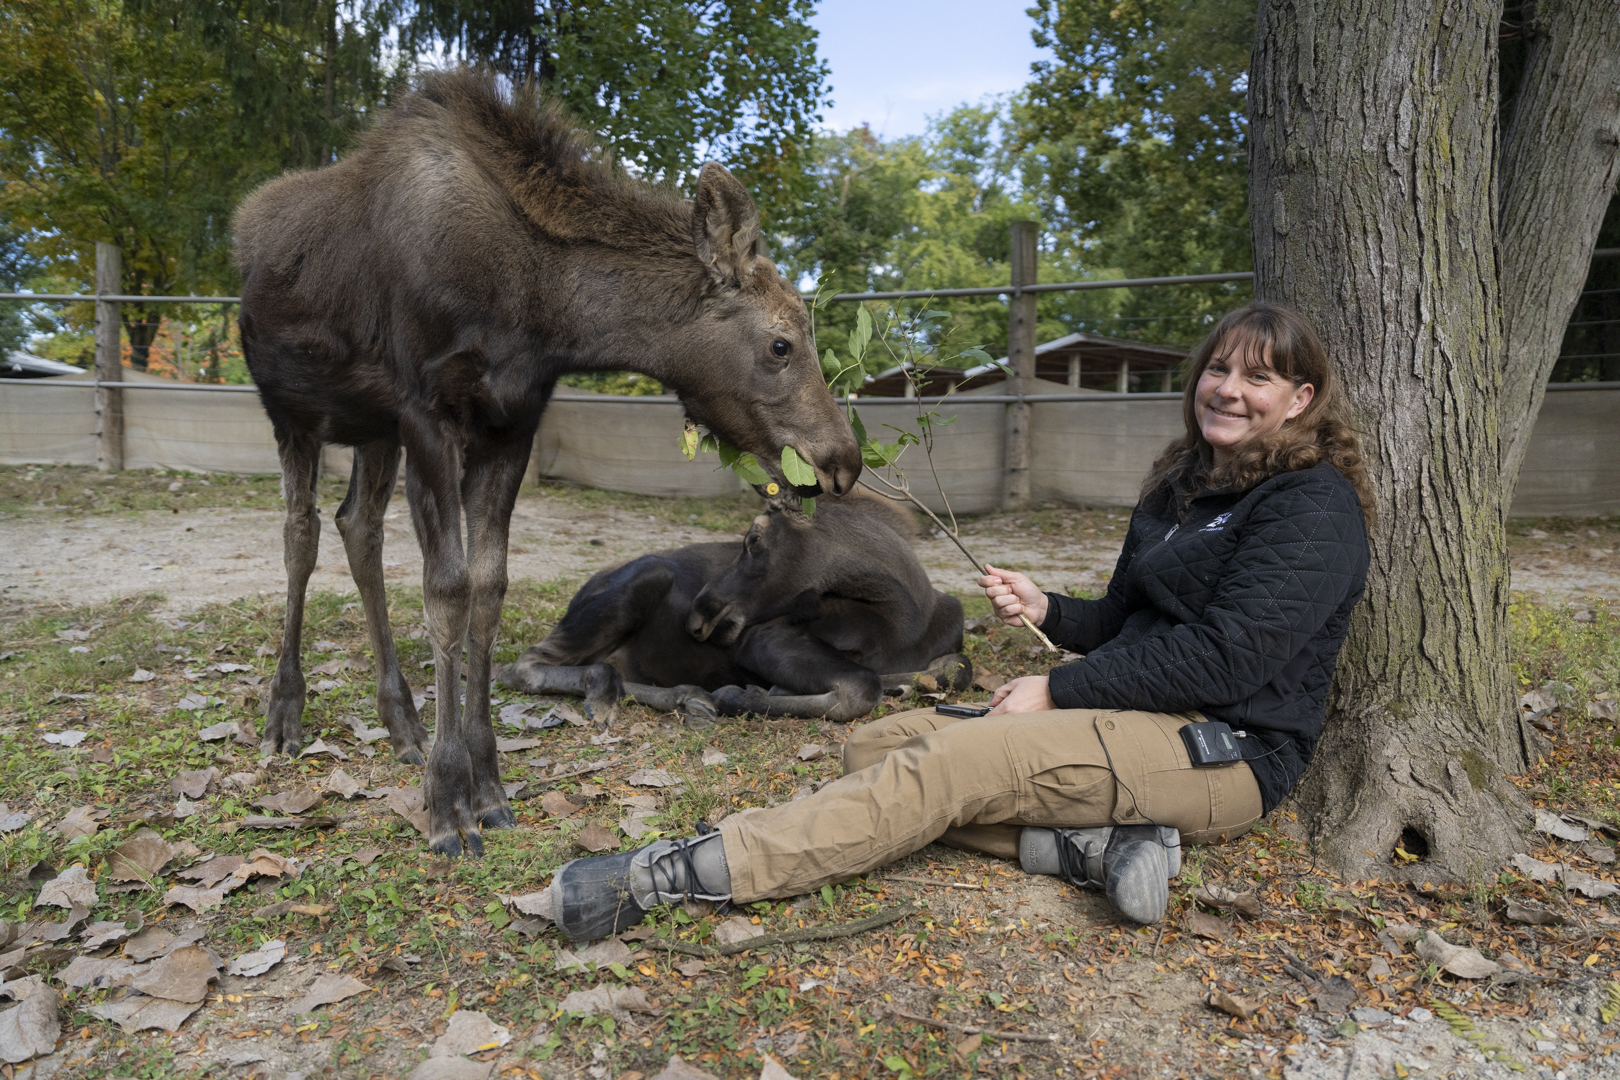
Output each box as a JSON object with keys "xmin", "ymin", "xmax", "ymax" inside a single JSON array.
[{"xmin": 499, "ymin": 490, "xmax": 971, "ymax": 724}]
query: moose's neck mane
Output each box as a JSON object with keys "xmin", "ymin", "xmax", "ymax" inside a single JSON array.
[{"xmin": 409, "ymin": 70, "xmax": 695, "ymax": 261}]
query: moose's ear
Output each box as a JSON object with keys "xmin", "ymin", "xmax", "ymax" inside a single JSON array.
[{"xmin": 692, "ymin": 163, "xmax": 760, "ymax": 286}]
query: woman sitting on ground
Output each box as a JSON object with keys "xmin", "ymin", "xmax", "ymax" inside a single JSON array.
[{"xmin": 547, "ymin": 300, "xmax": 1374, "ymax": 937}]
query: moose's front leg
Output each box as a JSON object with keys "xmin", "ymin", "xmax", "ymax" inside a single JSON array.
[
  {"xmin": 264, "ymin": 432, "xmax": 323, "ymax": 758},
  {"xmin": 460, "ymin": 431, "xmax": 536, "ymax": 831},
  {"xmin": 404, "ymin": 424, "xmax": 482, "ymax": 856}
]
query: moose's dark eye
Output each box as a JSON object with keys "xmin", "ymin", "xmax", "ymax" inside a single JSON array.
[{"xmin": 770, "ymin": 339, "xmax": 791, "ymax": 359}]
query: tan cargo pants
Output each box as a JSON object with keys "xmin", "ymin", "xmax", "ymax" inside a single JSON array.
[{"xmin": 718, "ymin": 706, "xmax": 1264, "ymax": 902}]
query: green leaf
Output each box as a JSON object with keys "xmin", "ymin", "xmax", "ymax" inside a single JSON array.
[
  {"xmin": 678, "ymin": 425, "xmax": 701, "ymax": 461},
  {"xmin": 716, "ymin": 440, "xmax": 741, "ymax": 469},
  {"xmin": 850, "ymin": 409, "xmax": 868, "ymax": 446},
  {"xmin": 740, "ymin": 964, "xmax": 769, "ymax": 990},
  {"xmin": 607, "ymin": 962, "xmax": 630, "ymax": 980},
  {"xmin": 800, "ymin": 496, "xmax": 815, "ymax": 518},
  {"xmin": 821, "ymin": 884, "xmax": 835, "ymax": 908},
  {"xmin": 699, "ymin": 433, "xmax": 719, "ymax": 453},
  {"xmin": 731, "ymin": 453, "xmax": 770, "ymax": 485},
  {"xmin": 820, "ymin": 347, "xmax": 842, "ymax": 378},
  {"xmin": 957, "ymin": 345, "xmax": 992, "ymax": 366},
  {"xmin": 780, "ymin": 446, "xmax": 816, "ymax": 487},
  {"xmin": 849, "ymin": 305, "xmax": 873, "ymax": 361}
]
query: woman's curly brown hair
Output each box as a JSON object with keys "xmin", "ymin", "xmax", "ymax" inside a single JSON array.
[{"xmin": 1141, "ymin": 301, "xmax": 1376, "ymax": 525}]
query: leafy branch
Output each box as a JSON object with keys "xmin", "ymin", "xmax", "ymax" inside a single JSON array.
[{"xmin": 809, "ymin": 289, "xmax": 1058, "ymax": 654}]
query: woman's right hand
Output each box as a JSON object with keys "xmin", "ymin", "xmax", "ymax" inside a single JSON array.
[{"xmin": 976, "ymin": 564, "xmax": 1049, "ymax": 628}]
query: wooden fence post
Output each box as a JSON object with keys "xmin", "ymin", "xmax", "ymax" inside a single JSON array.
[
  {"xmin": 95, "ymin": 241, "xmax": 124, "ymax": 472},
  {"xmin": 1002, "ymin": 221, "xmax": 1037, "ymax": 509}
]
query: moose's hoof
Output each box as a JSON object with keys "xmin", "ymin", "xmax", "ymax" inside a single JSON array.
[
  {"xmin": 394, "ymin": 742, "xmax": 427, "ymax": 768},
  {"xmin": 429, "ymin": 828, "xmax": 484, "ymax": 858},
  {"xmin": 478, "ymin": 804, "xmax": 518, "ymax": 830}
]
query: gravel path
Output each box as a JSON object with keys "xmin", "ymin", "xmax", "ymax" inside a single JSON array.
[{"xmin": 2, "ymin": 495, "xmax": 1614, "ymax": 618}]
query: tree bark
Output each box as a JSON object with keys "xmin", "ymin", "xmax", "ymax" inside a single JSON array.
[
  {"xmin": 1497, "ymin": 1, "xmax": 1620, "ymax": 501},
  {"xmin": 1250, "ymin": 0, "xmax": 1529, "ymax": 880}
]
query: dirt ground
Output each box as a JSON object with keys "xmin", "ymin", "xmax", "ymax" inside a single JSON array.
[{"xmin": 3, "ymin": 489, "xmax": 1615, "ymax": 618}]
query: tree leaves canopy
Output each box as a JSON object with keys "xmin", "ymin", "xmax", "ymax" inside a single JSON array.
[{"xmin": 402, "ymin": 0, "xmax": 830, "ymax": 218}]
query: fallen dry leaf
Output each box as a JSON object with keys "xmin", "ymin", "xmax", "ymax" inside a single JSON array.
[
  {"xmin": 163, "ymin": 883, "xmax": 235, "ymax": 914},
  {"xmin": 350, "ymin": 847, "xmax": 384, "ymax": 866},
  {"xmin": 541, "ymin": 791, "xmax": 581, "ymax": 817},
  {"xmin": 171, "ymin": 768, "xmax": 217, "ymax": 799},
  {"xmin": 505, "ymin": 891, "xmax": 554, "ymax": 920},
  {"xmin": 0, "ymin": 804, "xmax": 30, "ymax": 833},
  {"xmin": 676, "ymin": 959, "xmax": 707, "ymax": 978},
  {"xmin": 1208, "ymin": 990, "xmax": 1254, "ymax": 1020},
  {"xmin": 379, "ymin": 787, "xmax": 428, "ymax": 834},
  {"xmin": 1534, "ymin": 810, "xmax": 1589, "ymax": 842},
  {"xmin": 176, "ymin": 855, "xmax": 244, "ymax": 888},
  {"xmin": 576, "ymin": 823, "xmax": 621, "ymax": 853},
  {"xmin": 131, "ymin": 945, "xmax": 220, "ymax": 1003},
  {"xmin": 1561, "ymin": 867, "xmax": 1619, "ymax": 898},
  {"xmin": 37, "ymin": 905, "xmax": 90, "ymax": 941},
  {"xmin": 53, "ymin": 804, "xmax": 106, "ymax": 841},
  {"xmin": 1414, "ymin": 930, "xmax": 1498, "ymax": 979},
  {"xmin": 407, "ymin": 1058, "xmax": 492, "ymax": 1080},
  {"xmin": 759, "ymin": 1053, "xmax": 798, "ymax": 1080},
  {"xmin": 34, "ymin": 866, "xmax": 97, "ymax": 909},
  {"xmin": 234, "ymin": 849, "xmax": 300, "ymax": 881},
  {"xmin": 1504, "ymin": 900, "xmax": 1563, "ymax": 925},
  {"xmin": 56, "ymin": 955, "xmax": 143, "ymax": 990},
  {"xmin": 0, "ymin": 977, "xmax": 60, "ymax": 1063},
  {"xmin": 556, "ymin": 984, "xmax": 657, "ymax": 1019},
  {"xmin": 651, "ymin": 1057, "xmax": 721, "ymax": 1080},
  {"xmin": 254, "ymin": 785, "xmax": 322, "ymax": 815},
  {"xmin": 324, "ymin": 769, "xmax": 363, "ymax": 800},
  {"xmin": 701, "ymin": 749, "xmax": 728, "ymax": 766},
  {"xmin": 796, "ymin": 744, "xmax": 825, "ymax": 762},
  {"xmin": 226, "ymin": 940, "xmax": 287, "ymax": 977},
  {"xmin": 713, "ymin": 916, "xmax": 765, "ymax": 946},
  {"xmin": 299, "ymin": 738, "xmax": 349, "ymax": 761},
  {"xmin": 556, "ymin": 704, "xmax": 588, "ymax": 728},
  {"xmin": 1185, "ymin": 909, "xmax": 1230, "ymax": 942},
  {"xmin": 196, "ymin": 721, "xmax": 237, "ymax": 742},
  {"xmin": 80, "ymin": 920, "xmax": 138, "ymax": 950},
  {"xmin": 87, "ymin": 995, "xmax": 202, "ymax": 1034},
  {"xmin": 494, "ymin": 737, "xmax": 543, "ymax": 753},
  {"xmin": 124, "ymin": 927, "xmax": 204, "ymax": 963},
  {"xmin": 1194, "ymin": 883, "xmax": 1263, "ymax": 918},
  {"xmin": 556, "ymin": 939, "xmax": 632, "ymax": 973},
  {"xmin": 288, "ymin": 972, "xmax": 369, "ymax": 1015},
  {"xmin": 627, "ymin": 768, "xmax": 677, "ymax": 788},
  {"xmin": 107, "ymin": 829, "xmax": 176, "ymax": 882},
  {"xmin": 429, "ymin": 1008, "xmax": 511, "ymax": 1057},
  {"xmin": 971, "ymin": 667, "xmax": 1007, "ymax": 693}
]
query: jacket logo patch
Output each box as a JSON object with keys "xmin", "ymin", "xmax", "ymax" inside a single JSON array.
[{"xmin": 1198, "ymin": 512, "xmax": 1233, "ymax": 533}]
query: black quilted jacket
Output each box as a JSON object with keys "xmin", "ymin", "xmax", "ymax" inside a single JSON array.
[{"xmin": 1039, "ymin": 461, "xmax": 1370, "ymax": 813}]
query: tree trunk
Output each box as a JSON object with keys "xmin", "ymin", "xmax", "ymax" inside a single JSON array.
[
  {"xmin": 123, "ymin": 304, "xmax": 160, "ymax": 373},
  {"xmin": 1249, "ymin": 0, "xmax": 1529, "ymax": 881},
  {"xmin": 1497, "ymin": 1, "xmax": 1620, "ymax": 502},
  {"xmin": 323, "ymin": 0, "xmax": 338, "ymax": 165}
]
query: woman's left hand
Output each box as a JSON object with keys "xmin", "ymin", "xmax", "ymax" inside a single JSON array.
[{"xmin": 987, "ymin": 675, "xmax": 1056, "ymax": 715}]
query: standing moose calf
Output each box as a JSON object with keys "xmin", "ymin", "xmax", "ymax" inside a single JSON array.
[{"xmin": 235, "ymin": 71, "xmax": 861, "ymax": 857}]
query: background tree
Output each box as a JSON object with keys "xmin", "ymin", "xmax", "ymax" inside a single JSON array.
[
  {"xmin": 402, "ymin": 0, "xmax": 829, "ymax": 220},
  {"xmin": 0, "ymin": 0, "xmax": 398, "ymax": 369},
  {"xmin": 1015, "ymin": 0, "xmax": 1256, "ymax": 342},
  {"xmin": 1249, "ymin": 0, "xmax": 1620, "ymax": 878}
]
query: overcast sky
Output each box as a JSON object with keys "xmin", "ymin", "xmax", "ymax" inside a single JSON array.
[{"xmin": 809, "ymin": 0, "xmax": 1051, "ymax": 139}]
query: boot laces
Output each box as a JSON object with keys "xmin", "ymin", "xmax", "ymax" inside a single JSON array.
[
  {"xmin": 649, "ymin": 823, "xmax": 718, "ymax": 905},
  {"xmin": 1054, "ymin": 830, "xmax": 1106, "ymax": 891}
]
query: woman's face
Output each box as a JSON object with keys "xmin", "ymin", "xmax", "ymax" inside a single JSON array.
[{"xmin": 1194, "ymin": 336, "xmax": 1315, "ymax": 460}]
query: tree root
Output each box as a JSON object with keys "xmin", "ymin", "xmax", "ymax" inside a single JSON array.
[
  {"xmin": 884, "ymin": 1005, "xmax": 1059, "ymax": 1044},
  {"xmin": 649, "ymin": 900, "xmax": 923, "ymax": 958}
]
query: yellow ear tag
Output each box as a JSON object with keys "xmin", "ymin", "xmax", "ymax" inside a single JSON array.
[{"xmin": 765, "ymin": 482, "xmax": 780, "ymax": 495}]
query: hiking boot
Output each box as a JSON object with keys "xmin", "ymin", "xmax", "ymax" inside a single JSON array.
[
  {"xmin": 551, "ymin": 830, "xmax": 731, "ymax": 941},
  {"xmin": 1019, "ymin": 825, "xmax": 1181, "ymax": 925}
]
